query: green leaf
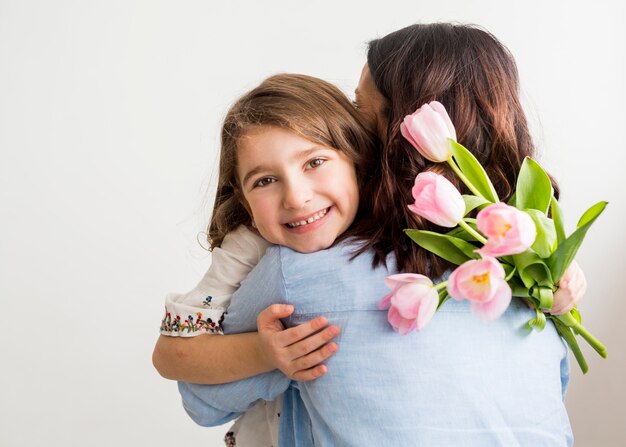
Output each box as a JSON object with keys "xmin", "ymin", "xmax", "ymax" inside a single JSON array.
[
  {"xmin": 554, "ymin": 312, "xmax": 607, "ymax": 358},
  {"xmin": 509, "ymin": 276, "xmax": 531, "ymax": 297},
  {"xmin": 578, "ymin": 201, "xmax": 608, "ymax": 228},
  {"xmin": 446, "ymin": 225, "xmax": 480, "ymax": 242},
  {"xmin": 551, "ymin": 316, "xmax": 589, "ymax": 374},
  {"xmin": 515, "ymin": 157, "xmax": 553, "ymax": 213},
  {"xmin": 450, "ymin": 140, "xmax": 499, "ymax": 202},
  {"xmin": 526, "ymin": 308, "xmax": 547, "ymax": 332},
  {"xmin": 525, "ymin": 209, "xmax": 557, "ymax": 258},
  {"xmin": 462, "ymin": 194, "xmax": 490, "ymax": 215},
  {"xmin": 532, "ymin": 285, "xmax": 554, "ymax": 310},
  {"xmin": 503, "ymin": 265, "xmax": 516, "ymax": 281},
  {"xmin": 547, "ymin": 201, "xmax": 608, "ymax": 282},
  {"xmin": 512, "ymin": 251, "xmax": 554, "ymax": 289},
  {"xmin": 570, "ymin": 307, "xmax": 582, "ymax": 324},
  {"xmin": 507, "ymin": 192, "xmax": 516, "ymax": 206},
  {"xmin": 550, "ymin": 196, "xmax": 566, "ymax": 244},
  {"xmin": 404, "ymin": 230, "xmax": 480, "ymax": 265}
]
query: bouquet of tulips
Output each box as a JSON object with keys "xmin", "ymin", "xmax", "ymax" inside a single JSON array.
[{"xmin": 378, "ymin": 101, "xmax": 607, "ymax": 373}]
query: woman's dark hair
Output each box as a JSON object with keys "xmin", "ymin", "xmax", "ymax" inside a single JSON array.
[{"xmin": 351, "ymin": 23, "xmax": 557, "ymax": 278}]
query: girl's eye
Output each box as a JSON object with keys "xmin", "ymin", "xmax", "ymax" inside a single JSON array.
[
  {"xmin": 253, "ymin": 177, "xmax": 276, "ymax": 188},
  {"xmin": 307, "ymin": 158, "xmax": 325, "ymax": 169}
]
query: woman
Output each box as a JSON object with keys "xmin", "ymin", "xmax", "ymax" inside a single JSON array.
[{"xmin": 176, "ymin": 23, "xmax": 582, "ymax": 446}]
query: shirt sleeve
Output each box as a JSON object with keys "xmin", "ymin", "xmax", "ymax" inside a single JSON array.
[
  {"xmin": 178, "ymin": 371, "xmax": 289, "ymax": 427},
  {"xmin": 160, "ymin": 226, "xmax": 271, "ymax": 337},
  {"xmin": 177, "ymin": 246, "xmax": 291, "ymax": 425}
]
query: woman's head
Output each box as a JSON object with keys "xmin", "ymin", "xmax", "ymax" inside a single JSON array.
[
  {"xmin": 209, "ymin": 74, "xmax": 376, "ymax": 252},
  {"xmin": 353, "ymin": 23, "xmax": 541, "ymax": 276}
]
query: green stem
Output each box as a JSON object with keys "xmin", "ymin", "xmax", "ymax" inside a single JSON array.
[
  {"xmin": 434, "ymin": 280, "xmax": 448, "ymax": 291},
  {"xmin": 552, "ymin": 318, "xmax": 589, "ymax": 374},
  {"xmin": 555, "ymin": 312, "xmax": 607, "ymax": 358},
  {"xmin": 458, "ymin": 220, "xmax": 487, "ymax": 244},
  {"xmin": 446, "ymin": 158, "xmax": 484, "ymax": 199}
]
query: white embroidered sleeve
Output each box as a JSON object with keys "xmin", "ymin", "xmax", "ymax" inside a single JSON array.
[{"xmin": 159, "ymin": 225, "xmax": 271, "ymax": 336}]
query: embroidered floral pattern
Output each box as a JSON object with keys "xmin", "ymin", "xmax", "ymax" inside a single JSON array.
[
  {"xmin": 224, "ymin": 431, "xmax": 236, "ymax": 447},
  {"xmin": 160, "ymin": 307, "xmax": 224, "ymax": 335}
]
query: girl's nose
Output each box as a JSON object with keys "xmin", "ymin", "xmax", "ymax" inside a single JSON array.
[{"xmin": 282, "ymin": 181, "xmax": 313, "ymax": 210}]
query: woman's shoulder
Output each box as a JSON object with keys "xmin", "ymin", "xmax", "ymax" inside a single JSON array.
[
  {"xmin": 271, "ymin": 240, "xmax": 392, "ymax": 271},
  {"xmin": 269, "ymin": 241, "xmax": 396, "ymax": 294}
]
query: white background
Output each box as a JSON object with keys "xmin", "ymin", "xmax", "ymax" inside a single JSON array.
[{"xmin": 1, "ymin": 1, "xmax": 625, "ymax": 445}]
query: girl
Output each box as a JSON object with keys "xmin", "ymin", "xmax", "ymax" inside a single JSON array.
[
  {"xmin": 155, "ymin": 73, "xmax": 377, "ymax": 445},
  {"xmin": 176, "ymin": 23, "xmax": 585, "ymax": 446}
]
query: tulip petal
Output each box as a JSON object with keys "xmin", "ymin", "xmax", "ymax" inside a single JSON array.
[
  {"xmin": 447, "ymin": 264, "xmax": 466, "ymax": 301},
  {"xmin": 470, "ymin": 279, "xmax": 512, "ymax": 321},
  {"xmin": 447, "ymin": 256, "xmax": 505, "ymax": 303},
  {"xmin": 409, "ymin": 172, "xmax": 464, "ymax": 227},
  {"xmin": 477, "ymin": 203, "xmax": 537, "ymax": 257},
  {"xmin": 429, "ymin": 101, "xmax": 457, "ymax": 141},
  {"xmin": 408, "ymin": 113, "xmax": 451, "ymax": 162},
  {"xmin": 415, "ymin": 290, "xmax": 439, "ymax": 330},
  {"xmin": 390, "ymin": 283, "xmax": 427, "ymax": 318},
  {"xmin": 387, "ymin": 306, "xmax": 417, "ymax": 335},
  {"xmin": 384, "ymin": 273, "xmax": 432, "ymax": 290},
  {"xmin": 378, "ymin": 292, "xmax": 393, "ymax": 310},
  {"xmin": 400, "ymin": 121, "xmax": 420, "ymax": 150}
]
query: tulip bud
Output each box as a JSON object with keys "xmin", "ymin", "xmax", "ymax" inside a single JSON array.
[
  {"xmin": 408, "ymin": 172, "xmax": 465, "ymax": 227},
  {"xmin": 400, "ymin": 101, "xmax": 456, "ymax": 162},
  {"xmin": 447, "ymin": 256, "xmax": 512, "ymax": 321},
  {"xmin": 476, "ymin": 203, "xmax": 537, "ymax": 257},
  {"xmin": 379, "ymin": 274, "xmax": 439, "ymax": 334}
]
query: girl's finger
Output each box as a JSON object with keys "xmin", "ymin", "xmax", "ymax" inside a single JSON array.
[
  {"xmin": 291, "ymin": 364, "xmax": 328, "ymax": 382},
  {"xmin": 287, "ymin": 325, "xmax": 340, "ymax": 358},
  {"xmin": 292, "ymin": 342, "xmax": 338, "ymax": 373},
  {"xmin": 275, "ymin": 316, "xmax": 330, "ymax": 347},
  {"xmin": 257, "ymin": 304, "xmax": 294, "ymax": 330}
]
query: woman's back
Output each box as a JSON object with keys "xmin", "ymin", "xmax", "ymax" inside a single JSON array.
[{"xmin": 218, "ymin": 243, "xmax": 573, "ymax": 445}]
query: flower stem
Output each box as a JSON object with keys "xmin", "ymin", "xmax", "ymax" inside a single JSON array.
[
  {"xmin": 446, "ymin": 158, "xmax": 484, "ymax": 199},
  {"xmin": 458, "ymin": 220, "xmax": 488, "ymax": 244},
  {"xmin": 434, "ymin": 280, "xmax": 448, "ymax": 291},
  {"xmin": 555, "ymin": 312, "xmax": 607, "ymax": 358}
]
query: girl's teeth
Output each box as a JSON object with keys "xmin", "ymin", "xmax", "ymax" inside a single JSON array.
[{"xmin": 288, "ymin": 208, "xmax": 328, "ymax": 228}]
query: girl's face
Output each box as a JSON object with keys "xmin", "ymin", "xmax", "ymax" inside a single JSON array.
[
  {"xmin": 355, "ymin": 64, "xmax": 388, "ymax": 141},
  {"xmin": 236, "ymin": 126, "xmax": 360, "ymax": 253}
]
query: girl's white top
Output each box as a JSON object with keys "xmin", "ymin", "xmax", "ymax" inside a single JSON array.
[
  {"xmin": 160, "ymin": 225, "xmax": 280, "ymax": 447},
  {"xmin": 160, "ymin": 225, "xmax": 270, "ymax": 337}
]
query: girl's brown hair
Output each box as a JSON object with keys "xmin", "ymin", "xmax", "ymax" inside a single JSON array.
[
  {"xmin": 351, "ymin": 23, "xmax": 557, "ymax": 278},
  {"xmin": 208, "ymin": 73, "xmax": 377, "ymax": 248}
]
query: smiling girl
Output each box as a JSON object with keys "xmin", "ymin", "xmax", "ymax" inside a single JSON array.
[{"xmin": 155, "ymin": 73, "xmax": 376, "ymax": 445}]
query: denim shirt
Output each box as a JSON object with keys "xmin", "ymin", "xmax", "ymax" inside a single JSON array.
[{"xmin": 179, "ymin": 243, "xmax": 572, "ymax": 446}]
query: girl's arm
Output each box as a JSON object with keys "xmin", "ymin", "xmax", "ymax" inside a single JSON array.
[
  {"xmin": 153, "ymin": 226, "xmax": 338, "ymax": 384},
  {"xmin": 153, "ymin": 332, "xmax": 270, "ymax": 383},
  {"xmin": 153, "ymin": 308, "xmax": 338, "ymax": 384}
]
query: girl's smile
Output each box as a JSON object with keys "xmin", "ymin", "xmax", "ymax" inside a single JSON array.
[
  {"xmin": 284, "ymin": 206, "xmax": 330, "ymax": 229},
  {"xmin": 237, "ymin": 127, "xmax": 359, "ymax": 253}
]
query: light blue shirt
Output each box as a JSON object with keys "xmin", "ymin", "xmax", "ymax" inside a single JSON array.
[{"xmin": 179, "ymin": 243, "xmax": 572, "ymax": 446}]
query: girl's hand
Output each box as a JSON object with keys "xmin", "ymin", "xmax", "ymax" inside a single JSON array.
[
  {"xmin": 256, "ymin": 304, "xmax": 340, "ymax": 381},
  {"xmin": 550, "ymin": 261, "xmax": 587, "ymax": 315}
]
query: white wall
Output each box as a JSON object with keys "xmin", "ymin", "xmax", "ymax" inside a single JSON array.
[{"xmin": 1, "ymin": 1, "xmax": 624, "ymax": 445}]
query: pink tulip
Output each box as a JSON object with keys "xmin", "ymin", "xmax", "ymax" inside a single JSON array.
[
  {"xmin": 400, "ymin": 101, "xmax": 456, "ymax": 162},
  {"xmin": 379, "ymin": 274, "xmax": 439, "ymax": 334},
  {"xmin": 447, "ymin": 256, "xmax": 512, "ymax": 321},
  {"xmin": 408, "ymin": 172, "xmax": 465, "ymax": 227},
  {"xmin": 476, "ymin": 203, "xmax": 537, "ymax": 257}
]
